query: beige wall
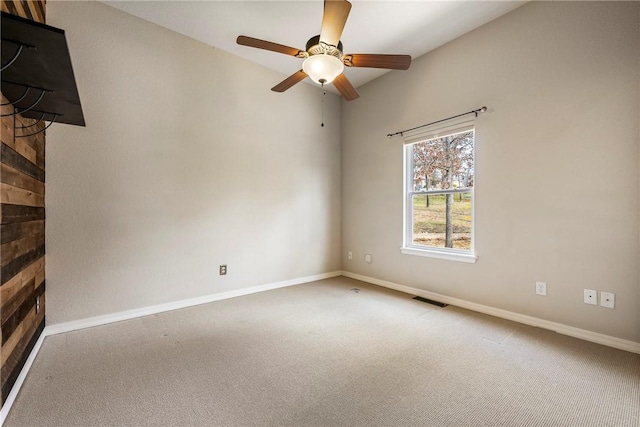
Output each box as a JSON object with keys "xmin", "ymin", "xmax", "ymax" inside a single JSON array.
[
  {"xmin": 46, "ymin": 1, "xmax": 639, "ymax": 344},
  {"xmin": 45, "ymin": 1, "xmax": 342, "ymax": 324},
  {"xmin": 342, "ymin": 1, "xmax": 640, "ymax": 342}
]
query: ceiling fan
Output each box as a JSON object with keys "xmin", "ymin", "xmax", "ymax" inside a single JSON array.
[{"xmin": 237, "ymin": 0, "xmax": 411, "ymax": 101}]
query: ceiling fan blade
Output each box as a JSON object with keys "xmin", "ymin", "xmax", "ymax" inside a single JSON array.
[
  {"xmin": 343, "ymin": 54, "xmax": 412, "ymax": 70},
  {"xmin": 271, "ymin": 70, "xmax": 308, "ymax": 92},
  {"xmin": 333, "ymin": 73, "xmax": 359, "ymax": 101},
  {"xmin": 237, "ymin": 36, "xmax": 304, "ymax": 57},
  {"xmin": 319, "ymin": 0, "xmax": 352, "ymax": 47}
]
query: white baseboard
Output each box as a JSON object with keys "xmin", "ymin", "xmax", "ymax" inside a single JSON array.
[
  {"xmin": 3, "ymin": 269, "xmax": 636, "ymax": 426},
  {"xmin": 342, "ymin": 271, "xmax": 640, "ymax": 355},
  {"xmin": 45, "ymin": 271, "xmax": 342, "ymax": 336},
  {"xmin": 0, "ymin": 270, "xmax": 341, "ymax": 426}
]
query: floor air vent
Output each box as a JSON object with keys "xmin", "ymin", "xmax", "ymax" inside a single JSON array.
[{"xmin": 412, "ymin": 296, "xmax": 448, "ymax": 307}]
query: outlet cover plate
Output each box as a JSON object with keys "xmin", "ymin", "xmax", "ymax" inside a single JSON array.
[
  {"xmin": 583, "ymin": 289, "xmax": 597, "ymax": 305},
  {"xmin": 535, "ymin": 281, "xmax": 547, "ymax": 296},
  {"xmin": 364, "ymin": 254, "xmax": 372, "ymax": 264},
  {"xmin": 600, "ymin": 292, "xmax": 615, "ymax": 308},
  {"xmin": 348, "ymin": 251, "xmax": 353, "ymax": 260},
  {"xmin": 219, "ymin": 265, "xmax": 227, "ymax": 275}
]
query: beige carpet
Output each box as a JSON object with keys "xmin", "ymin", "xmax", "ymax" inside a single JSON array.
[{"xmin": 5, "ymin": 277, "xmax": 640, "ymax": 426}]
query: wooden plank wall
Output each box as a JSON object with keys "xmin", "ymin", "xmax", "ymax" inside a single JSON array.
[{"xmin": 0, "ymin": 0, "xmax": 47, "ymax": 408}]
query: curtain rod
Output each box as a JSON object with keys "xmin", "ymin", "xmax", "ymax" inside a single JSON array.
[{"xmin": 387, "ymin": 106, "xmax": 487, "ymax": 138}]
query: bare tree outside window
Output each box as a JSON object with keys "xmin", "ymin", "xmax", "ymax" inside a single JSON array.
[{"xmin": 408, "ymin": 131, "xmax": 474, "ymax": 250}]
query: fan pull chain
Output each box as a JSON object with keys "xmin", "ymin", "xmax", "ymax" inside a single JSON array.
[{"xmin": 321, "ymin": 82, "xmax": 325, "ymax": 127}]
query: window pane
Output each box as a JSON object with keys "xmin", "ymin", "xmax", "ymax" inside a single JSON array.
[
  {"xmin": 411, "ymin": 191, "xmax": 472, "ymax": 250},
  {"xmin": 411, "ymin": 131, "xmax": 474, "ymax": 192}
]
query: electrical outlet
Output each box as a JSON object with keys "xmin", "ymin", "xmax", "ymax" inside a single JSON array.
[
  {"xmin": 348, "ymin": 251, "xmax": 353, "ymax": 260},
  {"xmin": 219, "ymin": 265, "xmax": 227, "ymax": 275},
  {"xmin": 600, "ymin": 292, "xmax": 615, "ymax": 309},
  {"xmin": 535, "ymin": 281, "xmax": 547, "ymax": 296},
  {"xmin": 364, "ymin": 254, "xmax": 372, "ymax": 264},
  {"xmin": 583, "ymin": 289, "xmax": 597, "ymax": 305}
]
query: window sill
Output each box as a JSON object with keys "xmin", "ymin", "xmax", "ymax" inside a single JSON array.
[{"xmin": 401, "ymin": 247, "xmax": 477, "ymax": 264}]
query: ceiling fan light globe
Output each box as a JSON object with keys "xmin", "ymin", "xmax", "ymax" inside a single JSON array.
[{"xmin": 302, "ymin": 54, "xmax": 344, "ymax": 85}]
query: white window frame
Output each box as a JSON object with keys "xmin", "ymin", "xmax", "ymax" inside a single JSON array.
[{"xmin": 401, "ymin": 128, "xmax": 477, "ymax": 264}]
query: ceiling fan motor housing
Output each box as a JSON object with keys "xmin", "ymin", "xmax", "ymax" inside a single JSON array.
[{"xmin": 306, "ymin": 35, "xmax": 343, "ymax": 59}]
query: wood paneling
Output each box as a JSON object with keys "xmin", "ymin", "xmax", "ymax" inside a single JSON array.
[
  {"xmin": 1, "ymin": 220, "xmax": 45, "ymax": 245},
  {"xmin": 14, "ymin": 116, "xmax": 45, "ymax": 170},
  {"xmin": 0, "ymin": 257, "xmax": 44, "ymax": 305},
  {"xmin": 1, "ymin": 233, "xmax": 45, "ymax": 267},
  {"xmin": 0, "ymin": 204, "xmax": 45, "ymax": 224},
  {"xmin": 2, "ymin": 296, "xmax": 39, "ymax": 367},
  {"xmin": 0, "ymin": 0, "xmax": 47, "ymax": 409},
  {"xmin": 1, "ymin": 279, "xmax": 44, "ymax": 343},
  {"xmin": 0, "ymin": 163, "xmax": 45, "ymax": 195},
  {"xmin": 0, "ymin": 99, "xmax": 14, "ymax": 146},
  {"xmin": 1, "ymin": 244, "xmax": 45, "ymax": 291},
  {"xmin": 1, "ymin": 143, "xmax": 45, "ymax": 183},
  {"xmin": 0, "ymin": 0, "xmax": 44, "ymax": 23},
  {"xmin": 0, "ymin": 183, "xmax": 45, "ymax": 207},
  {"xmin": 13, "ymin": 140, "xmax": 36, "ymax": 165},
  {"xmin": 1, "ymin": 313, "xmax": 44, "ymax": 403}
]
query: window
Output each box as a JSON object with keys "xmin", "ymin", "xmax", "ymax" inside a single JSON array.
[{"xmin": 402, "ymin": 125, "xmax": 476, "ymax": 263}]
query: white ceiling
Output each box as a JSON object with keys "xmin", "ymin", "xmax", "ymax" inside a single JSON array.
[{"xmin": 102, "ymin": 1, "xmax": 526, "ymax": 93}]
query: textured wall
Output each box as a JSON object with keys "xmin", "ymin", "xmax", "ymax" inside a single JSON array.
[
  {"xmin": 0, "ymin": 0, "xmax": 47, "ymax": 407},
  {"xmin": 341, "ymin": 1, "xmax": 640, "ymax": 342},
  {"xmin": 45, "ymin": 1, "xmax": 342, "ymax": 324}
]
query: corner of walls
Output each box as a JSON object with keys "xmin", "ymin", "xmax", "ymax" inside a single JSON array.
[
  {"xmin": 340, "ymin": 1, "xmax": 640, "ymax": 343},
  {"xmin": 0, "ymin": 269, "xmax": 342, "ymax": 426},
  {"xmin": 44, "ymin": 1, "xmax": 343, "ymax": 326}
]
